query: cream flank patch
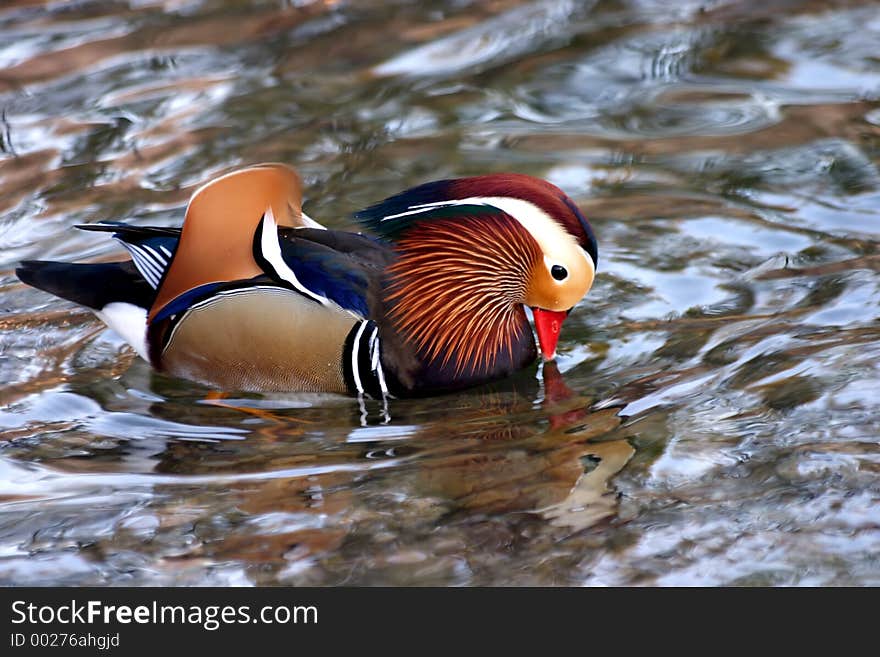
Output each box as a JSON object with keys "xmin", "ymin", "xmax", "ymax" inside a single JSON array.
[{"xmin": 381, "ymin": 195, "xmax": 595, "ymax": 282}]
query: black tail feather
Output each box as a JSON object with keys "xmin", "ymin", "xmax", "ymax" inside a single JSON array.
[
  {"xmin": 75, "ymin": 222, "xmax": 182, "ymax": 238},
  {"xmin": 74, "ymin": 222, "xmax": 180, "ymax": 289},
  {"xmin": 16, "ymin": 260, "xmax": 156, "ymax": 310}
]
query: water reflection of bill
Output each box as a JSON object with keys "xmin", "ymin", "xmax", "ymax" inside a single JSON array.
[{"xmin": 412, "ymin": 362, "xmax": 633, "ymax": 530}]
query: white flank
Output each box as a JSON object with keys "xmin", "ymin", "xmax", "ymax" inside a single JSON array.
[{"xmin": 95, "ymin": 302, "xmax": 149, "ymax": 361}]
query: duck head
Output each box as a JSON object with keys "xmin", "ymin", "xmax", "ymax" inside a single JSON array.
[{"xmin": 357, "ymin": 173, "xmax": 597, "ymax": 391}]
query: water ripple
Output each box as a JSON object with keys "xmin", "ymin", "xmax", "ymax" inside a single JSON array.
[{"xmin": 1, "ymin": 0, "xmax": 879, "ymax": 586}]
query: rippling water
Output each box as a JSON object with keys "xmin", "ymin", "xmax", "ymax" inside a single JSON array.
[{"xmin": 1, "ymin": 0, "xmax": 879, "ymax": 586}]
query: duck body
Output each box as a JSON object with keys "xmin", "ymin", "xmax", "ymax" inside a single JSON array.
[{"xmin": 17, "ymin": 164, "xmax": 597, "ymax": 398}]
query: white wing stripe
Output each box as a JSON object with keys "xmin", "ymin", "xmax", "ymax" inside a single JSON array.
[
  {"xmin": 140, "ymin": 244, "xmax": 169, "ymax": 268},
  {"xmin": 130, "ymin": 245, "xmax": 162, "ymax": 278},
  {"xmin": 258, "ymin": 206, "xmax": 329, "ymax": 306},
  {"xmin": 127, "ymin": 244, "xmax": 163, "ymax": 287},
  {"xmin": 122, "ymin": 240, "xmax": 169, "ymax": 269},
  {"xmin": 116, "ymin": 238, "xmax": 175, "ymax": 289},
  {"xmin": 129, "ymin": 252, "xmax": 160, "ymax": 286}
]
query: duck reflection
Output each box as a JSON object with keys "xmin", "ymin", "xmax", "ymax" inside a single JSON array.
[
  {"xmin": 138, "ymin": 362, "xmax": 633, "ymax": 570},
  {"xmin": 405, "ymin": 362, "xmax": 632, "ymax": 530}
]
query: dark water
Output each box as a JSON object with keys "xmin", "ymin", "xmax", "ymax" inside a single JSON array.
[{"xmin": 1, "ymin": 0, "xmax": 879, "ymax": 586}]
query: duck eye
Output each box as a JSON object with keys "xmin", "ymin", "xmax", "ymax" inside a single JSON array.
[{"xmin": 551, "ymin": 264, "xmax": 568, "ymax": 281}]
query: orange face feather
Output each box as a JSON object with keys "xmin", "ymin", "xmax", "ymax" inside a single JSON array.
[{"xmin": 384, "ymin": 213, "xmax": 542, "ymax": 375}]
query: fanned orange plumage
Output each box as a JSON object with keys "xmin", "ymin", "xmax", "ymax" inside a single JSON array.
[
  {"xmin": 385, "ymin": 214, "xmax": 541, "ymax": 375},
  {"xmin": 149, "ymin": 163, "xmax": 303, "ymax": 322}
]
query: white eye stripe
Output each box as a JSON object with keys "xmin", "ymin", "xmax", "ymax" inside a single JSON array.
[
  {"xmin": 382, "ymin": 196, "xmax": 550, "ymax": 227},
  {"xmin": 380, "ymin": 195, "xmax": 594, "ymax": 292},
  {"xmin": 381, "ymin": 195, "xmax": 580, "ymax": 256}
]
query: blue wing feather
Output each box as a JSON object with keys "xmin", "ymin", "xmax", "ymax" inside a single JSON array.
[
  {"xmin": 79, "ymin": 222, "xmax": 385, "ymax": 319},
  {"xmin": 275, "ymin": 232, "xmax": 382, "ymax": 317}
]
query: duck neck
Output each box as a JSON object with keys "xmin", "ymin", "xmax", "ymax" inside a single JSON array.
[{"xmin": 376, "ymin": 214, "xmax": 541, "ymax": 394}]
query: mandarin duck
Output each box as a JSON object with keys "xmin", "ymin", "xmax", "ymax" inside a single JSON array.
[{"xmin": 16, "ymin": 164, "xmax": 597, "ymax": 398}]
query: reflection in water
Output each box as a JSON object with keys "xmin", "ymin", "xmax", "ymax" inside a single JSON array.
[
  {"xmin": 0, "ymin": 362, "xmax": 631, "ymax": 584},
  {"xmin": 153, "ymin": 364, "xmax": 633, "ymax": 575},
  {"xmin": 1, "ymin": 0, "xmax": 880, "ymax": 585}
]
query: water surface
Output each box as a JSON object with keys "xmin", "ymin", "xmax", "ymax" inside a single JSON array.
[{"xmin": 1, "ymin": 0, "xmax": 879, "ymax": 586}]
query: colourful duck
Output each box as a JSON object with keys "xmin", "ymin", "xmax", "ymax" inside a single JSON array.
[{"xmin": 16, "ymin": 164, "xmax": 597, "ymax": 398}]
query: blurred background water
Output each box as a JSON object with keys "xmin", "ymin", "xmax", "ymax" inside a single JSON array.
[{"xmin": 1, "ymin": 0, "xmax": 879, "ymax": 586}]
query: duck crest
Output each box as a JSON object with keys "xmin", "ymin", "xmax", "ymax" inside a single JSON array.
[{"xmin": 355, "ymin": 173, "xmax": 598, "ymax": 267}]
